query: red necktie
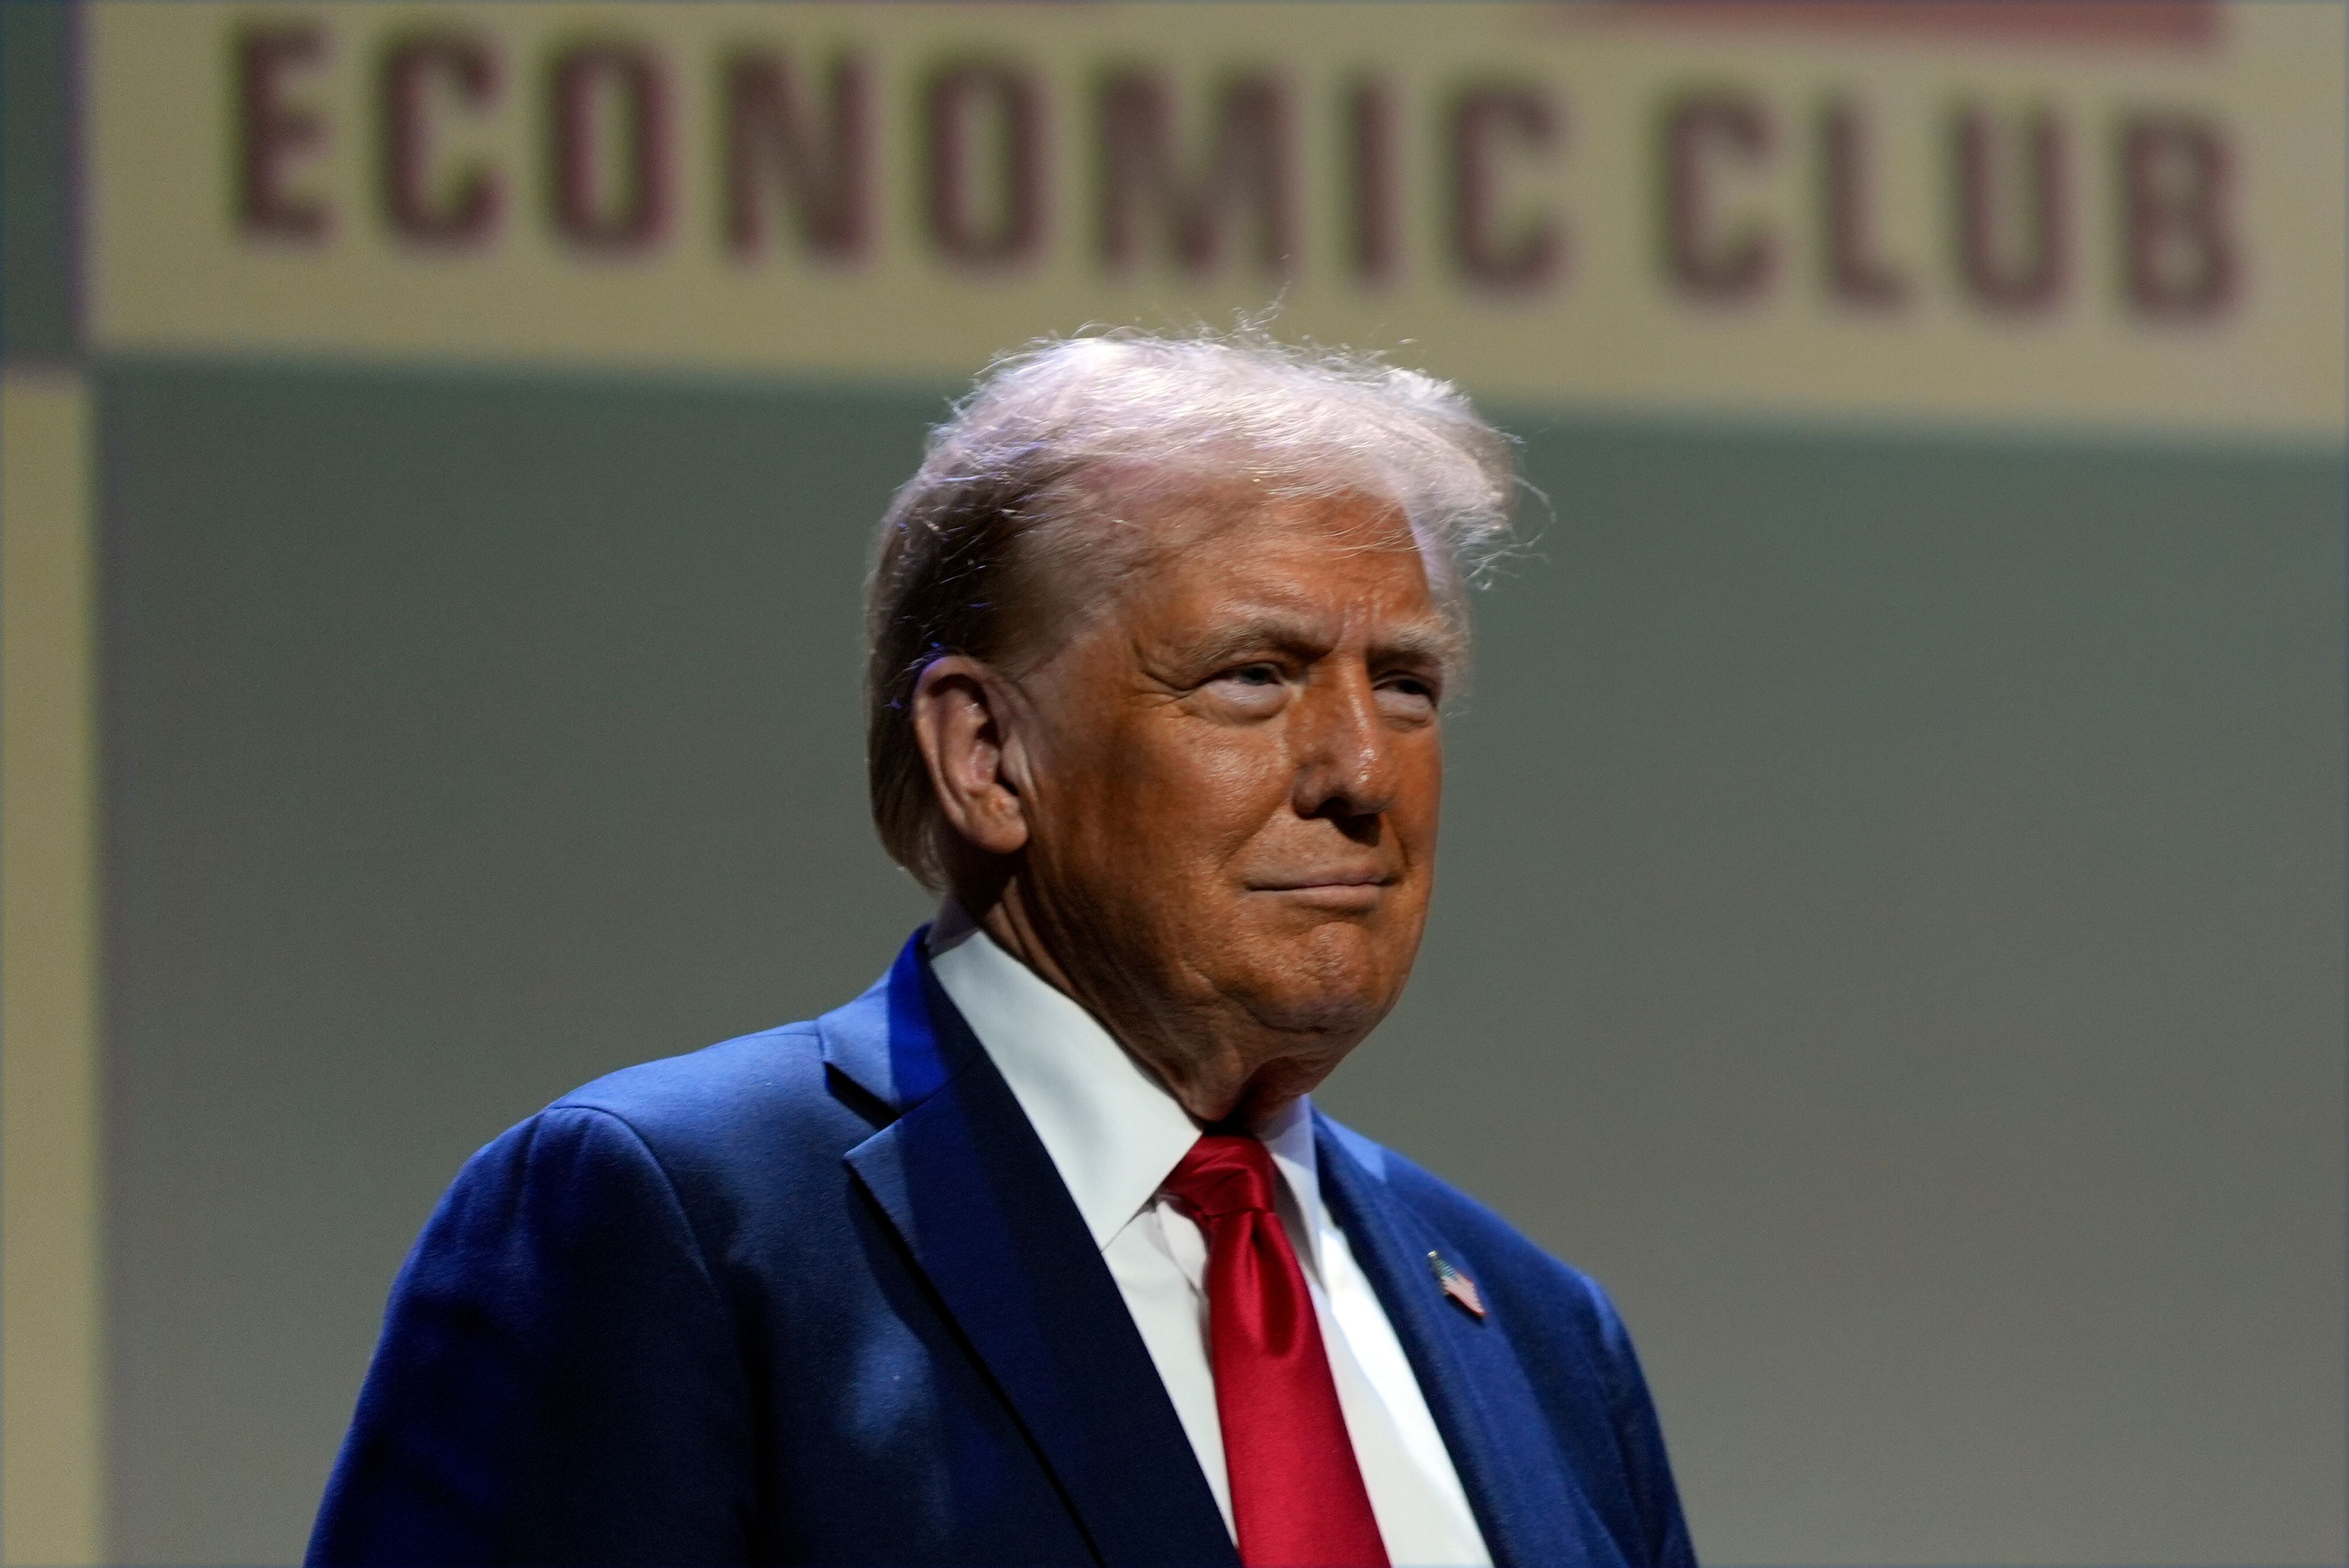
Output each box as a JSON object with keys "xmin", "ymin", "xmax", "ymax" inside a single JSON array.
[{"xmin": 1162, "ymin": 1135, "xmax": 1390, "ymax": 1568}]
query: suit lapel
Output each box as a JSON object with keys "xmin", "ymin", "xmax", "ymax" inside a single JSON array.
[
  {"xmin": 824, "ymin": 935, "xmax": 1236, "ymax": 1568},
  {"xmin": 1316, "ymin": 1118, "xmax": 1631, "ymax": 1568}
]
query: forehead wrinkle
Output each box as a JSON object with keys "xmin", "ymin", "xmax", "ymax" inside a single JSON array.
[{"xmin": 1029, "ymin": 485, "xmax": 1463, "ymax": 684}]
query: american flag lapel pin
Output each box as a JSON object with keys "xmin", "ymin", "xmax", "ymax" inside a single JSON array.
[{"xmin": 1428, "ymin": 1251, "xmax": 1485, "ymax": 1319}]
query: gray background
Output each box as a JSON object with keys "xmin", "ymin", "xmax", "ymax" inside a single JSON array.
[{"xmin": 94, "ymin": 359, "xmax": 2345, "ymax": 1564}]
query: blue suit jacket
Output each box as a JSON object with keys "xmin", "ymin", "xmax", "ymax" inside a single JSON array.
[{"xmin": 310, "ymin": 934, "xmax": 1696, "ymax": 1567}]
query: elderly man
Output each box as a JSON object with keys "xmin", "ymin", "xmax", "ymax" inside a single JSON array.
[{"xmin": 310, "ymin": 333, "xmax": 1694, "ymax": 1568}]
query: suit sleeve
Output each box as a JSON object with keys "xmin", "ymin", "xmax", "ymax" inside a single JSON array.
[{"xmin": 308, "ymin": 1105, "xmax": 756, "ymax": 1566}]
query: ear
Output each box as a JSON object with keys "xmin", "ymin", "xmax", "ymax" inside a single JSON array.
[{"xmin": 910, "ymin": 655, "xmax": 1033, "ymax": 858}]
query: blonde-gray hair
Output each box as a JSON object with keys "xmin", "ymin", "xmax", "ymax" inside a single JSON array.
[{"xmin": 864, "ymin": 327, "xmax": 1519, "ymax": 888}]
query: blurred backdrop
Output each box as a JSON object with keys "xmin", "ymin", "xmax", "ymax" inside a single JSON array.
[{"xmin": 2, "ymin": 2, "xmax": 2342, "ymax": 1564}]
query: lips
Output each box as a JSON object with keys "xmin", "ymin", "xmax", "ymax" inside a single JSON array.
[{"xmin": 1247, "ymin": 868, "xmax": 1393, "ymax": 891}]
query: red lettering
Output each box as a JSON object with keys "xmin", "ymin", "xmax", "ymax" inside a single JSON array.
[
  {"xmin": 1098, "ymin": 72, "xmax": 1294, "ymax": 277},
  {"xmin": 1347, "ymin": 80, "xmax": 1401, "ymax": 285},
  {"xmin": 922, "ymin": 62, "xmax": 1042, "ymax": 269},
  {"xmin": 234, "ymin": 24, "xmax": 330, "ymax": 240},
  {"xmin": 724, "ymin": 51, "xmax": 872, "ymax": 263},
  {"xmin": 2121, "ymin": 113, "xmax": 2236, "ymax": 319},
  {"xmin": 1819, "ymin": 98, "xmax": 1907, "ymax": 308},
  {"xmin": 548, "ymin": 42, "xmax": 669, "ymax": 251},
  {"xmin": 1952, "ymin": 105, "xmax": 2066, "ymax": 313},
  {"xmin": 1448, "ymin": 86, "xmax": 1564, "ymax": 293},
  {"xmin": 1662, "ymin": 91, "xmax": 1774, "ymax": 302},
  {"xmin": 379, "ymin": 32, "xmax": 502, "ymax": 245}
]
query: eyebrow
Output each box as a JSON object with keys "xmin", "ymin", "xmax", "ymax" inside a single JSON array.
[
  {"xmin": 1178, "ymin": 612, "xmax": 1462, "ymax": 676},
  {"xmin": 1377, "ymin": 622, "xmax": 1464, "ymax": 671}
]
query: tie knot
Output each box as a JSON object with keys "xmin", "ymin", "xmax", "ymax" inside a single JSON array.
[{"xmin": 1162, "ymin": 1134, "xmax": 1279, "ymax": 1219}]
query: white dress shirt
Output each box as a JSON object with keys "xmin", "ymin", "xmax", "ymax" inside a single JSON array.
[{"xmin": 928, "ymin": 920, "xmax": 1492, "ymax": 1568}]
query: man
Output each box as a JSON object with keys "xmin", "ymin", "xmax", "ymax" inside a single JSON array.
[{"xmin": 310, "ymin": 332, "xmax": 1695, "ymax": 1567}]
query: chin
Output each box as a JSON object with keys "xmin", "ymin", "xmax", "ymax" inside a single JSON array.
[{"xmin": 1226, "ymin": 918, "xmax": 1412, "ymax": 1037}]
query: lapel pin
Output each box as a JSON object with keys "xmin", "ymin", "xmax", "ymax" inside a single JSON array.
[{"xmin": 1428, "ymin": 1251, "xmax": 1485, "ymax": 1318}]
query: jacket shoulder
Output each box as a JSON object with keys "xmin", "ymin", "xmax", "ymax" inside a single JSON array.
[
  {"xmin": 555, "ymin": 1022, "xmax": 823, "ymax": 1128},
  {"xmin": 530, "ymin": 1017, "xmax": 889, "ymax": 1186},
  {"xmin": 413, "ymin": 1014, "xmax": 886, "ymax": 1325},
  {"xmin": 437, "ymin": 953, "xmax": 907, "ymax": 1269}
]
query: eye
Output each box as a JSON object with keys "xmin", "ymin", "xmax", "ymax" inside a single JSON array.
[
  {"xmin": 1199, "ymin": 661, "xmax": 1291, "ymax": 715},
  {"xmin": 1376, "ymin": 673, "xmax": 1441, "ymax": 720}
]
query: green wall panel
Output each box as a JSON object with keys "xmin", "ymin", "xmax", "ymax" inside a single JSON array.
[
  {"xmin": 2, "ymin": 0, "xmax": 75, "ymax": 359},
  {"xmin": 95, "ymin": 360, "xmax": 2344, "ymax": 1564}
]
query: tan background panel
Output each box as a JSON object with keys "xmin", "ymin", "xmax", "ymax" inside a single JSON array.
[
  {"xmin": 87, "ymin": 2, "xmax": 2344, "ymax": 439},
  {"xmin": 2, "ymin": 369, "xmax": 102, "ymax": 1568}
]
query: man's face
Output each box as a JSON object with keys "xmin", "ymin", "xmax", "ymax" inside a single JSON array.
[{"xmin": 1007, "ymin": 486, "xmax": 1451, "ymax": 1121}]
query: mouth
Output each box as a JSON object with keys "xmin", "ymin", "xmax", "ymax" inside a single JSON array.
[
  {"xmin": 1245, "ymin": 869, "xmax": 1397, "ymax": 907},
  {"xmin": 1250, "ymin": 869, "xmax": 1390, "ymax": 890}
]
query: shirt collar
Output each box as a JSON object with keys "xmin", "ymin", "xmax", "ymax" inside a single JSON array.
[
  {"xmin": 926, "ymin": 913, "xmax": 1326, "ymax": 1259},
  {"xmin": 1256, "ymin": 1091, "xmax": 1329, "ymax": 1258},
  {"xmin": 929, "ymin": 916, "xmax": 1203, "ymax": 1251}
]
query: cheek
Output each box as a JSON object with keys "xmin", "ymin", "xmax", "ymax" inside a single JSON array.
[
  {"xmin": 1376, "ymin": 732, "xmax": 1444, "ymax": 853},
  {"xmin": 1190, "ymin": 736, "xmax": 1293, "ymax": 819},
  {"xmin": 1096, "ymin": 723, "xmax": 1293, "ymax": 856}
]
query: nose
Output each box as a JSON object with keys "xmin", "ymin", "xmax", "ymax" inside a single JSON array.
[{"xmin": 1290, "ymin": 665, "xmax": 1400, "ymax": 826}]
